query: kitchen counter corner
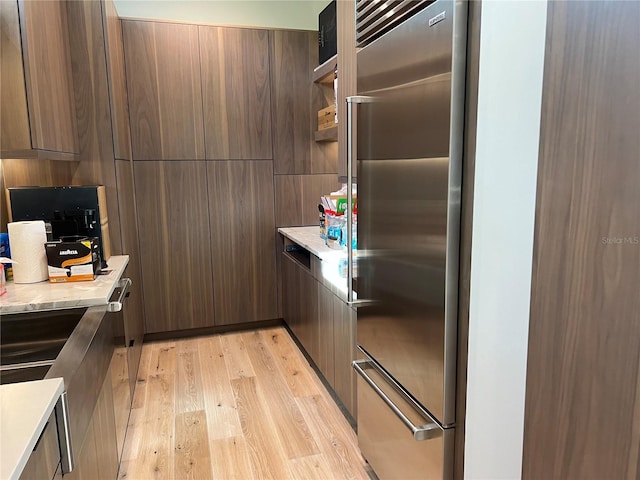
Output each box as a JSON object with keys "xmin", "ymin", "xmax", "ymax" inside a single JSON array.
[
  {"xmin": 0, "ymin": 378, "xmax": 64, "ymax": 480},
  {"xmin": 0, "ymin": 255, "xmax": 129, "ymax": 314}
]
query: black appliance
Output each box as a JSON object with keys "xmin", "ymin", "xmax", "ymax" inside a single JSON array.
[
  {"xmin": 7, "ymin": 186, "xmax": 111, "ymax": 269},
  {"xmin": 318, "ymin": 0, "xmax": 337, "ymax": 65}
]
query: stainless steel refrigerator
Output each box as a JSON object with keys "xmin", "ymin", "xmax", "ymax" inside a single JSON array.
[{"xmin": 347, "ymin": 1, "xmax": 467, "ymax": 478}]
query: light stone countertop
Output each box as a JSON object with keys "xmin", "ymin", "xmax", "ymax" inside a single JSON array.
[
  {"xmin": 0, "ymin": 255, "xmax": 129, "ymax": 314},
  {"xmin": 0, "ymin": 378, "xmax": 64, "ymax": 480},
  {"xmin": 278, "ymin": 227, "xmax": 352, "ymax": 299},
  {"xmin": 278, "ymin": 226, "xmax": 346, "ymax": 262}
]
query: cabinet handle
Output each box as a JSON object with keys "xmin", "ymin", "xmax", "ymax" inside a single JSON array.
[
  {"xmin": 56, "ymin": 391, "xmax": 74, "ymax": 473},
  {"xmin": 107, "ymin": 277, "xmax": 132, "ymax": 312}
]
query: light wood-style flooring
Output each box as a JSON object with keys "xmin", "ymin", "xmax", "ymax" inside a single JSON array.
[{"xmin": 118, "ymin": 327, "xmax": 370, "ymax": 479}]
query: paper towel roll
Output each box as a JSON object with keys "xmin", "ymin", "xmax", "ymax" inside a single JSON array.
[{"xmin": 8, "ymin": 221, "xmax": 49, "ymax": 283}]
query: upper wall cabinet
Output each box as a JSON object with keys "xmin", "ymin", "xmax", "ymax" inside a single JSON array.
[
  {"xmin": 270, "ymin": 30, "xmax": 314, "ymax": 174},
  {"xmin": 199, "ymin": 27, "xmax": 272, "ymax": 160},
  {"xmin": 102, "ymin": 0, "xmax": 132, "ymax": 161},
  {"xmin": 0, "ymin": 0, "xmax": 78, "ymax": 160},
  {"xmin": 122, "ymin": 21, "xmax": 204, "ymax": 160}
]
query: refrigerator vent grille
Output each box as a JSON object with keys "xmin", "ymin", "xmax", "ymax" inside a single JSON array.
[{"xmin": 355, "ymin": 0, "xmax": 431, "ymax": 48}]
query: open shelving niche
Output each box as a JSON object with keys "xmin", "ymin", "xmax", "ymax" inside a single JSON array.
[{"xmin": 313, "ymin": 54, "xmax": 338, "ymax": 142}]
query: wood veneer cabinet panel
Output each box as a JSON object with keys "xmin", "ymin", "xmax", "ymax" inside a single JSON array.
[
  {"xmin": 67, "ymin": 0, "xmax": 122, "ymax": 255},
  {"xmin": 199, "ymin": 27, "xmax": 272, "ymax": 160},
  {"xmin": 115, "ymin": 159, "xmax": 144, "ymax": 387},
  {"xmin": 18, "ymin": 412, "xmax": 59, "ymax": 480},
  {"xmin": 102, "ymin": 0, "xmax": 132, "ymax": 161},
  {"xmin": 318, "ymin": 283, "xmax": 335, "ymax": 386},
  {"xmin": 123, "ymin": 21, "xmax": 204, "ymax": 160},
  {"xmin": 0, "ymin": 0, "xmax": 31, "ymax": 152},
  {"xmin": 274, "ymin": 174, "xmax": 341, "ymax": 227},
  {"xmin": 522, "ymin": 2, "xmax": 640, "ymax": 479},
  {"xmin": 93, "ymin": 371, "xmax": 119, "ymax": 480},
  {"xmin": 337, "ymin": 0, "xmax": 357, "ymax": 180},
  {"xmin": 281, "ymin": 253, "xmax": 301, "ymax": 338},
  {"xmin": 64, "ymin": 372, "xmax": 118, "ymax": 480},
  {"xmin": 207, "ymin": 161, "xmax": 277, "ymax": 325},
  {"xmin": 134, "ymin": 161, "xmax": 214, "ymax": 333},
  {"xmin": 333, "ymin": 298, "xmax": 356, "ymax": 418},
  {"xmin": 19, "ymin": 0, "xmax": 78, "ymax": 154},
  {"xmin": 281, "ymin": 252, "xmax": 319, "ymax": 364},
  {"xmin": 1, "ymin": 0, "xmax": 78, "ymax": 156},
  {"xmin": 270, "ymin": 30, "xmax": 314, "ymax": 174}
]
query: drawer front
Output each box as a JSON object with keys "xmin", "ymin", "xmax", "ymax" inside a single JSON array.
[
  {"xmin": 19, "ymin": 411, "xmax": 60, "ymax": 480},
  {"xmin": 356, "ymin": 361, "xmax": 454, "ymax": 480}
]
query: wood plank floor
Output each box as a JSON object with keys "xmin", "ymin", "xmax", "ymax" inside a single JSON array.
[{"xmin": 118, "ymin": 327, "xmax": 370, "ymax": 479}]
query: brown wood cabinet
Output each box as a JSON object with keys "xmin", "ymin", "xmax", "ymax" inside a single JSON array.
[
  {"xmin": 64, "ymin": 369, "xmax": 119, "ymax": 480},
  {"xmin": 332, "ymin": 296, "xmax": 357, "ymax": 418},
  {"xmin": 270, "ymin": 30, "xmax": 314, "ymax": 174},
  {"xmin": 317, "ymin": 283, "xmax": 335, "ymax": 386},
  {"xmin": 102, "ymin": 0, "xmax": 132, "ymax": 161},
  {"xmin": 199, "ymin": 26, "xmax": 272, "ymax": 160},
  {"xmin": 134, "ymin": 161, "xmax": 215, "ymax": 333},
  {"xmin": 115, "ymin": 159, "xmax": 144, "ymax": 387},
  {"xmin": 274, "ymin": 174, "xmax": 341, "ymax": 227},
  {"xmin": 281, "ymin": 251, "xmax": 319, "ymax": 362},
  {"xmin": 67, "ymin": 0, "xmax": 123, "ymax": 255},
  {"xmin": 522, "ymin": 2, "xmax": 640, "ymax": 479},
  {"xmin": 281, "ymin": 247, "xmax": 357, "ymax": 419},
  {"xmin": 0, "ymin": 0, "xmax": 78, "ymax": 159},
  {"xmin": 123, "ymin": 21, "xmax": 204, "ymax": 160},
  {"xmin": 337, "ymin": 0, "xmax": 357, "ymax": 181},
  {"xmin": 18, "ymin": 412, "xmax": 60, "ymax": 480},
  {"xmin": 207, "ymin": 161, "xmax": 278, "ymax": 325}
]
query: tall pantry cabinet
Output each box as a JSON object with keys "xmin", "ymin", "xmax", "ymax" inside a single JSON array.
[{"xmin": 123, "ymin": 21, "xmax": 282, "ymax": 333}]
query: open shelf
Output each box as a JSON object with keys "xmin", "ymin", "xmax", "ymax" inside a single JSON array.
[
  {"xmin": 313, "ymin": 54, "xmax": 338, "ymax": 84},
  {"xmin": 314, "ymin": 126, "xmax": 338, "ymax": 142}
]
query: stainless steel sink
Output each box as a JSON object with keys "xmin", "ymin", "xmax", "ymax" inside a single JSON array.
[{"xmin": 0, "ymin": 308, "xmax": 86, "ymax": 384}]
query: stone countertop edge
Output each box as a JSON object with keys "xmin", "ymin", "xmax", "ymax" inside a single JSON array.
[
  {"xmin": 0, "ymin": 378, "xmax": 65, "ymax": 480},
  {"xmin": 0, "ymin": 255, "xmax": 130, "ymax": 315},
  {"xmin": 278, "ymin": 227, "xmax": 351, "ymax": 299},
  {"xmin": 277, "ymin": 226, "xmax": 346, "ymax": 262}
]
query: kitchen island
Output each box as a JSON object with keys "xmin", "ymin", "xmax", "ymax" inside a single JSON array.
[{"xmin": 0, "ymin": 255, "xmax": 130, "ymax": 480}]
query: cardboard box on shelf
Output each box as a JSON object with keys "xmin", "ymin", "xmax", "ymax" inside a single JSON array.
[{"xmin": 317, "ymin": 105, "xmax": 336, "ymax": 130}]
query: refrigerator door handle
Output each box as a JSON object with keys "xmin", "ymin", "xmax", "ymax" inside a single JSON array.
[
  {"xmin": 346, "ymin": 95, "xmax": 376, "ymax": 304},
  {"xmin": 346, "ymin": 96, "xmax": 356, "ymax": 304},
  {"xmin": 353, "ymin": 359, "xmax": 443, "ymax": 441}
]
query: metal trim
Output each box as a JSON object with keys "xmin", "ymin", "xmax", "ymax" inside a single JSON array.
[
  {"xmin": 55, "ymin": 391, "xmax": 73, "ymax": 474},
  {"xmin": 107, "ymin": 277, "xmax": 132, "ymax": 313},
  {"xmin": 441, "ymin": 0, "xmax": 468, "ymax": 426}
]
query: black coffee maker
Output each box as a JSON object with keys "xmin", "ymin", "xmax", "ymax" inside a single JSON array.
[{"xmin": 7, "ymin": 186, "xmax": 111, "ymax": 269}]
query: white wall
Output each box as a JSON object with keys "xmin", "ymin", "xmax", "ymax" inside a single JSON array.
[
  {"xmin": 464, "ymin": 1, "xmax": 548, "ymax": 479},
  {"xmin": 112, "ymin": 0, "xmax": 330, "ymax": 31}
]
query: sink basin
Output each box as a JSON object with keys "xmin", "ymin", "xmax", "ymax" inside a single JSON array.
[{"xmin": 0, "ymin": 308, "xmax": 86, "ymax": 384}]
